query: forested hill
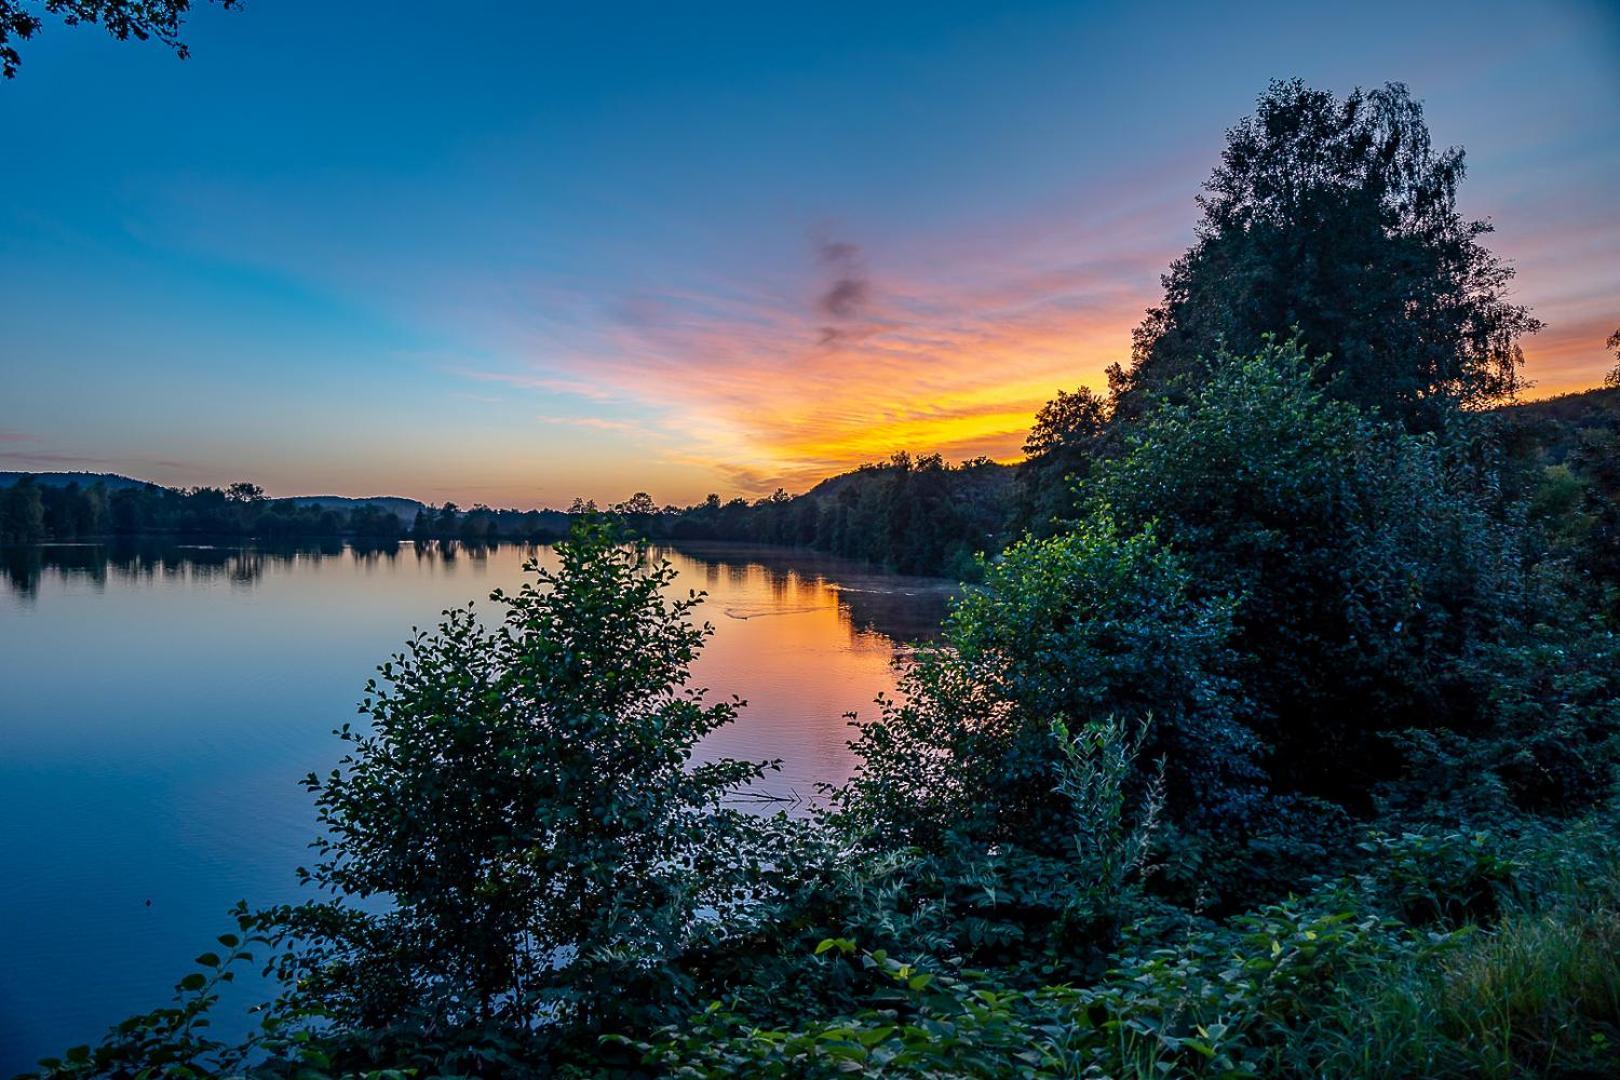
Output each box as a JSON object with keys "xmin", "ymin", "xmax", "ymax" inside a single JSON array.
[
  {"xmin": 0, "ymin": 470, "xmax": 158, "ymax": 492},
  {"xmin": 4, "ymin": 385, "xmax": 1616, "ymax": 567},
  {"xmin": 277, "ymin": 493, "xmax": 427, "ymax": 520},
  {"xmin": 653, "ymin": 453, "xmax": 1016, "ymax": 577},
  {"xmin": 1501, "ymin": 384, "xmax": 1620, "ymax": 462},
  {"xmin": 0, "ymin": 475, "xmax": 568, "ymax": 545},
  {"xmin": 641, "ymin": 382, "xmax": 1620, "ymax": 575},
  {"xmin": 0, "ymin": 472, "xmax": 427, "ymax": 519}
]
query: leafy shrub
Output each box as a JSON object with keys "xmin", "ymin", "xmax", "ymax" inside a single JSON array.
[
  {"xmin": 840, "ymin": 514, "xmax": 1257, "ymax": 850},
  {"xmin": 1357, "ymin": 830, "xmax": 1522, "ymax": 928},
  {"xmin": 1088, "ymin": 339, "xmax": 1524, "ymax": 808},
  {"xmin": 1050, "ymin": 715, "xmax": 1165, "ymax": 939},
  {"xmin": 260, "ymin": 520, "xmax": 773, "ymax": 1041}
]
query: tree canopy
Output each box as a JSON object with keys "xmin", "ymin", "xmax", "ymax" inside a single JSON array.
[
  {"xmin": 0, "ymin": 0, "xmax": 236, "ymax": 78},
  {"xmin": 1119, "ymin": 80, "xmax": 1541, "ymax": 427}
]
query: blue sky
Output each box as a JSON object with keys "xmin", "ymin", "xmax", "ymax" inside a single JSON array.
[{"xmin": 2, "ymin": 0, "xmax": 1617, "ymax": 506}]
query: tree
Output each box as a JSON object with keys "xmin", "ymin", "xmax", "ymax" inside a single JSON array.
[
  {"xmin": 1606, "ymin": 326, "xmax": 1620, "ymax": 389},
  {"xmin": 263, "ymin": 521, "xmax": 769, "ymax": 1040},
  {"xmin": 1090, "ymin": 339, "xmax": 1523, "ymax": 805},
  {"xmin": 1022, "ymin": 387, "xmax": 1109, "ymax": 459},
  {"xmin": 0, "ymin": 475, "xmax": 45, "ymax": 542},
  {"xmin": 0, "ymin": 0, "xmax": 238, "ymax": 79},
  {"xmin": 435, "ymin": 501, "xmax": 460, "ymax": 536},
  {"xmin": 615, "ymin": 491, "xmax": 657, "ymax": 516},
  {"xmin": 1018, "ymin": 387, "xmax": 1110, "ymax": 533},
  {"xmin": 841, "ymin": 513, "xmax": 1254, "ymax": 849},
  {"xmin": 1120, "ymin": 80, "xmax": 1541, "ymax": 428}
]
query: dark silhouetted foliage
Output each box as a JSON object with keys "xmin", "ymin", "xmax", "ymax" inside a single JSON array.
[
  {"xmin": 0, "ymin": 0, "xmax": 238, "ymax": 78},
  {"xmin": 24, "ymin": 79, "xmax": 1620, "ymax": 1080},
  {"xmin": 1118, "ymin": 80, "xmax": 1542, "ymax": 429}
]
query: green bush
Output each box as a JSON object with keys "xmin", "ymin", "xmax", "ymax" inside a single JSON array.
[
  {"xmin": 1088, "ymin": 339, "xmax": 1524, "ymax": 807},
  {"xmin": 840, "ymin": 513, "xmax": 1255, "ymax": 851},
  {"xmin": 260, "ymin": 520, "xmax": 774, "ymax": 1042}
]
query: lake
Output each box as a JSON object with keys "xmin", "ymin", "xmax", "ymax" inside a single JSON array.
[{"xmin": 0, "ymin": 539, "xmax": 953, "ymax": 1071}]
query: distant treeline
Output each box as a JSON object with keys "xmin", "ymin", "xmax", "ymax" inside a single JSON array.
[
  {"xmin": 0, "ymin": 479, "xmax": 574, "ymax": 546},
  {"xmin": 8, "ymin": 384, "xmax": 1617, "ymax": 580},
  {"xmin": 0, "ymin": 456, "xmax": 1015, "ymax": 578},
  {"xmin": 614, "ymin": 380, "xmax": 1620, "ymax": 579},
  {"xmin": 618, "ymin": 453, "xmax": 1013, "ymax": 578},
  {"xmin": 407, "ymin": 502, "xmax": 572, "ymax": 544}
]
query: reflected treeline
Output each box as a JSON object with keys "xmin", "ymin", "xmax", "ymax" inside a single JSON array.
[
  {"xmin": 0, "ymin": 538, "xmax": 546, "ymax": 602},
  {"xmin": 1, "ymin": 539, "xmax": 952, "ymax": 645},
  {"xmin": 660, "ymin": 541, "xmax": 956, "ymax": 644}
]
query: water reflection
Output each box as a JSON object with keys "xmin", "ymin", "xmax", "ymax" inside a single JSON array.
[
  {"xmin": 0, "ymin": 538, "xmax": 952, "ymax": 1070},
  {"xmin": 2, "ymin": 538, "xmax": 368, "ymax": 598},
  {"xmin": 661, "ymin": 542, "xmax": 952, "ymax": 644},
  {"xmin": 2, "ymin": 538, "xmax": 954, "ymax": 645}
]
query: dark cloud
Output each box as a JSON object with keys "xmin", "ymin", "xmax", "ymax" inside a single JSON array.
[
  {"xmin": 819, "ymin": 276, "xmax": 868, "ymax": 319},
  {"xmin": 815, "ymin": 239, "xmax": 871, "ymax": 345}
]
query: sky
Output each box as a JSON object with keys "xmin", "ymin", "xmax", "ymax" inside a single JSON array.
[{"xmin": 1, "ymin": 0, "xmax": 1617, "ymax": 508}]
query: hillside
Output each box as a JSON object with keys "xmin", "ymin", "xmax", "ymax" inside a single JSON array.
[
  {"xmin": 0, "ymin": 470, "xmax": 160, "ymax": 492},
  {"xmin": 0, "ymin": 472, "xmax": 426, "ymax": 519},
  {"xmin": 1501, "ymin": 385, "xmax": 1620, "ymax": 463}
]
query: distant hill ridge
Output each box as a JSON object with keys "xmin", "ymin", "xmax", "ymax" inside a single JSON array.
[
  {"xmin": 0, "ymin": 470, "xmax": 159, "ymax": 492},
  {"xmin": 3, "ymin": 385, "xmax": 1615, "ymax": 516},
  {"xmin": 0, "ymin": 472, "xmax": 427, "ymax": 519}
]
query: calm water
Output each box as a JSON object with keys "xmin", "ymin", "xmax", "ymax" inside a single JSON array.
[{"xmin": 0, "ymin": 539, "xmax": 952, "ymax": 1070}]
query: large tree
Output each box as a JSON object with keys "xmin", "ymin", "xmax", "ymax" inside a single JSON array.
[
  {"xmin": 1118, "ymin": 80, "xmax": 1541, "ymax": 428},
  {"xmin": 0, "ymin": 0, "xmax": 236, "ymax": 78}
]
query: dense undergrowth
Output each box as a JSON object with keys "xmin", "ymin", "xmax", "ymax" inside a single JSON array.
[{"xmin": 22, "ymin": 80, "xmax": 1620, "ymax": 1079}]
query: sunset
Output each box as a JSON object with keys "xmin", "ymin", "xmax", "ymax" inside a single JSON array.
[
  {"xmin": 3, "ymin": 0, "xmax": 1617, "ymax": 504},
  {"xmin": 4, "ymin": 2, "xmax": 1620, "ymax": 1076}
]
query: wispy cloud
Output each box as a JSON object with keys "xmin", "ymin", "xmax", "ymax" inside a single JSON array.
[
  {"xmin": 529, "ymin": 218, "xmax": 1170, "ymax": 493},
  {"xmin": 534, "ymin": 414, "xmax": 643, "ymax": 433},
  {"xmin": 0, "ymin": 450, "xmax": 195, "ymax": 472},
  {"xmin": 453, "ymin": 367, "xmax": 630, "ymax": 404}
]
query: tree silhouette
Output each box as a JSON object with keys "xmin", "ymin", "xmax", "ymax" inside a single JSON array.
[
  {"xmin": 0, "ymin": 0, "xmax": 238, "ymax": 79},
  {"xmin": 1121, "ymin": 80, "xmax": 1541, "ymax": 428}
]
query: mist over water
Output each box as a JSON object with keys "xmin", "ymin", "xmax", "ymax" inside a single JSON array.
[{"xmin": 0, "ymin": 539, "xmax": 952, "ymax": 1071}]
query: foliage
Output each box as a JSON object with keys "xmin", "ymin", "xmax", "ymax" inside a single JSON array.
[
  {"xmin": 1049, "ymin": 715, "xmax": 1166, "ymax": 934},
  {"xmin": 626, "ymin": 903, "xmax": 1451, "ymax": 1078},
  {"xmin": 1090, "ymin": 339, "xmax": 1524, "ymax": 807},
  {"xmin": 0, "ymin": 0, "xmax": 238, "ymax": 78},
  {"xmin": 627, "ymin": 820, "xmax": 1620, "ymax": 1079},
  {"xmin": 22, "ymin": 78, "xmax": 1620, "ymax": 1080},
  {"xmin": 258, "ymin": 520, "xmax": 773, "ymax": 1044},
  {"xmin": 659, "ymin": 451, "xmax": 1012, "ymax": 577},
  {"xmin": 1015, "ymin": 387, "xmax": 1111, "ymax": 536},
  {"xmin": 1386, "ymin": 622, "xmax": 1620, "ymax": 820},
  {"xmin": 1120, "ymin": 79, "xmax": 1542, "ymax": 428},
  {"xmin": 839, "ymin": 513, "xmax": 1252, "ymax": 850}
]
